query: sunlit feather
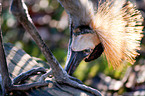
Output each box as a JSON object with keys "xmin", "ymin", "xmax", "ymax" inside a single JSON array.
[{"xmin": 90, "ymin": 1, "xmax": 143, "ymax": 69}]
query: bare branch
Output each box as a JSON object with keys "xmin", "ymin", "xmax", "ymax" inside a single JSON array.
[
  {"xmin": 64, "ymin": 78, "xmax": 102, "ymax": 96},
  {"xmin": 39, "ymin": 69, "xmax": 52, "ymax": 82},
  {"xmin": 9, "ymin": 81, "xmax": 49, "ymax": 91},
  {"xmin": 0, "ymin": 1, "xmax": 13, "ymax": 95},
  {"xmin": 0, "ymin": 14, "xmax": 12, "ymax": 95},
  {"xmin": 13, "ymin": 67, "xmax": 46, "ymax": 84},
  {"xmin": 10, "ymin": 0, "xmax": 67, "ymax": 81}
]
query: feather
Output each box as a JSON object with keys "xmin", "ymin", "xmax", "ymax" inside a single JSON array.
[
  {"xmin": 90, "ymin": 0, "xmax": 144, "ymax": 69},
  {"xmin": 58, "ymin": 0, "xmax": 94, "ymax": 27}
]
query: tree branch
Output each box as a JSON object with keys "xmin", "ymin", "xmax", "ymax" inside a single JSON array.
[
  {"xmin": 13, "ymin": 67, "xmax": 46, "ymax": 85},
  {"xmin": 0, "ymin": 14, "xmax": 12, "ymax": 96},
  {"xmin": 10, "ymin": 0, "xmax": 67, "ymax": 82},
  {"xmin": 9, "ymin": 81, "xmax": 49, "ymax": 91}
]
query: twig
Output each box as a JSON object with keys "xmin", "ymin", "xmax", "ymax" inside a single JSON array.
[
  {"xmin": 39, "ymin": 69, "xmax": 52, "ymax": 82},
  {"xmin": 0, "ymin": 17, "xmax": 12, "ymax": 95},
  {"xmin": 0, "ymin": 1, "xmax": 12, "ymax": 95},
  {"xmin": 65, "ymin": 78, "xmax": 102, "ymax": 96},
  {"xmin": 13, "ymin": 67, "xmax": 46, "ymax": 84},
  {"xmin": 68, "ymin": 75, "xmax": 83, "ymax": 84},
  {"xmin": 9, "ymin": 81, "xmax": 49, "ymax": 91}
]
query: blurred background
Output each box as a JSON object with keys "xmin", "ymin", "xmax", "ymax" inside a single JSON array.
[{"xmin": 1, "ymin": 0, "xmax": 145, "ymax": 95}]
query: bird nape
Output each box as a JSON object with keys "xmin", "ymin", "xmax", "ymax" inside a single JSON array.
[{"xmin": 64, "ymin": 0, "xmax": 144, "ymax": 75}]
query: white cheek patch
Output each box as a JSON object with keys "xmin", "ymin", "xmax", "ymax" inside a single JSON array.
[{"xmin": 71, "ymin": 33, "xmax": 101, "ymax": 51}]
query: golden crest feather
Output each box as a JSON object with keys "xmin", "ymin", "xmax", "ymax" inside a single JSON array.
[{"xmin": 90, "ymin": 0, "xmax": 144, "ymax": 69}]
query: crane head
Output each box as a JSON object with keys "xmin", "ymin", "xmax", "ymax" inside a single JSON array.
[
  {"xmin": 65, "ymin": 25, "xmax": 104, "ymax": 75},
  {"xmin": 64, "ymin": 0, "xmax": 143, "ymax": 76}
]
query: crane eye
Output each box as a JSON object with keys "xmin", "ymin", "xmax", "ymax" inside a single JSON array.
[
  {"xmin": 83, "ymin": 48, "xmax": 92, "ymax": 55},
  {"xmin": 84, "ymin": 49, "xmax": 90, "ymax": 52}
]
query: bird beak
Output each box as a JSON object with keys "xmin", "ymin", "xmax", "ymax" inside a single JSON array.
[{"xmin": 65, "ymin": 50, "xmax": 87, "ymax": 75}]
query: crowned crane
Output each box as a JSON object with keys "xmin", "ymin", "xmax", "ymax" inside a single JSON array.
[{"xmin": 58, "ymin": 0, "xmax": 144, "ymax": 75}]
